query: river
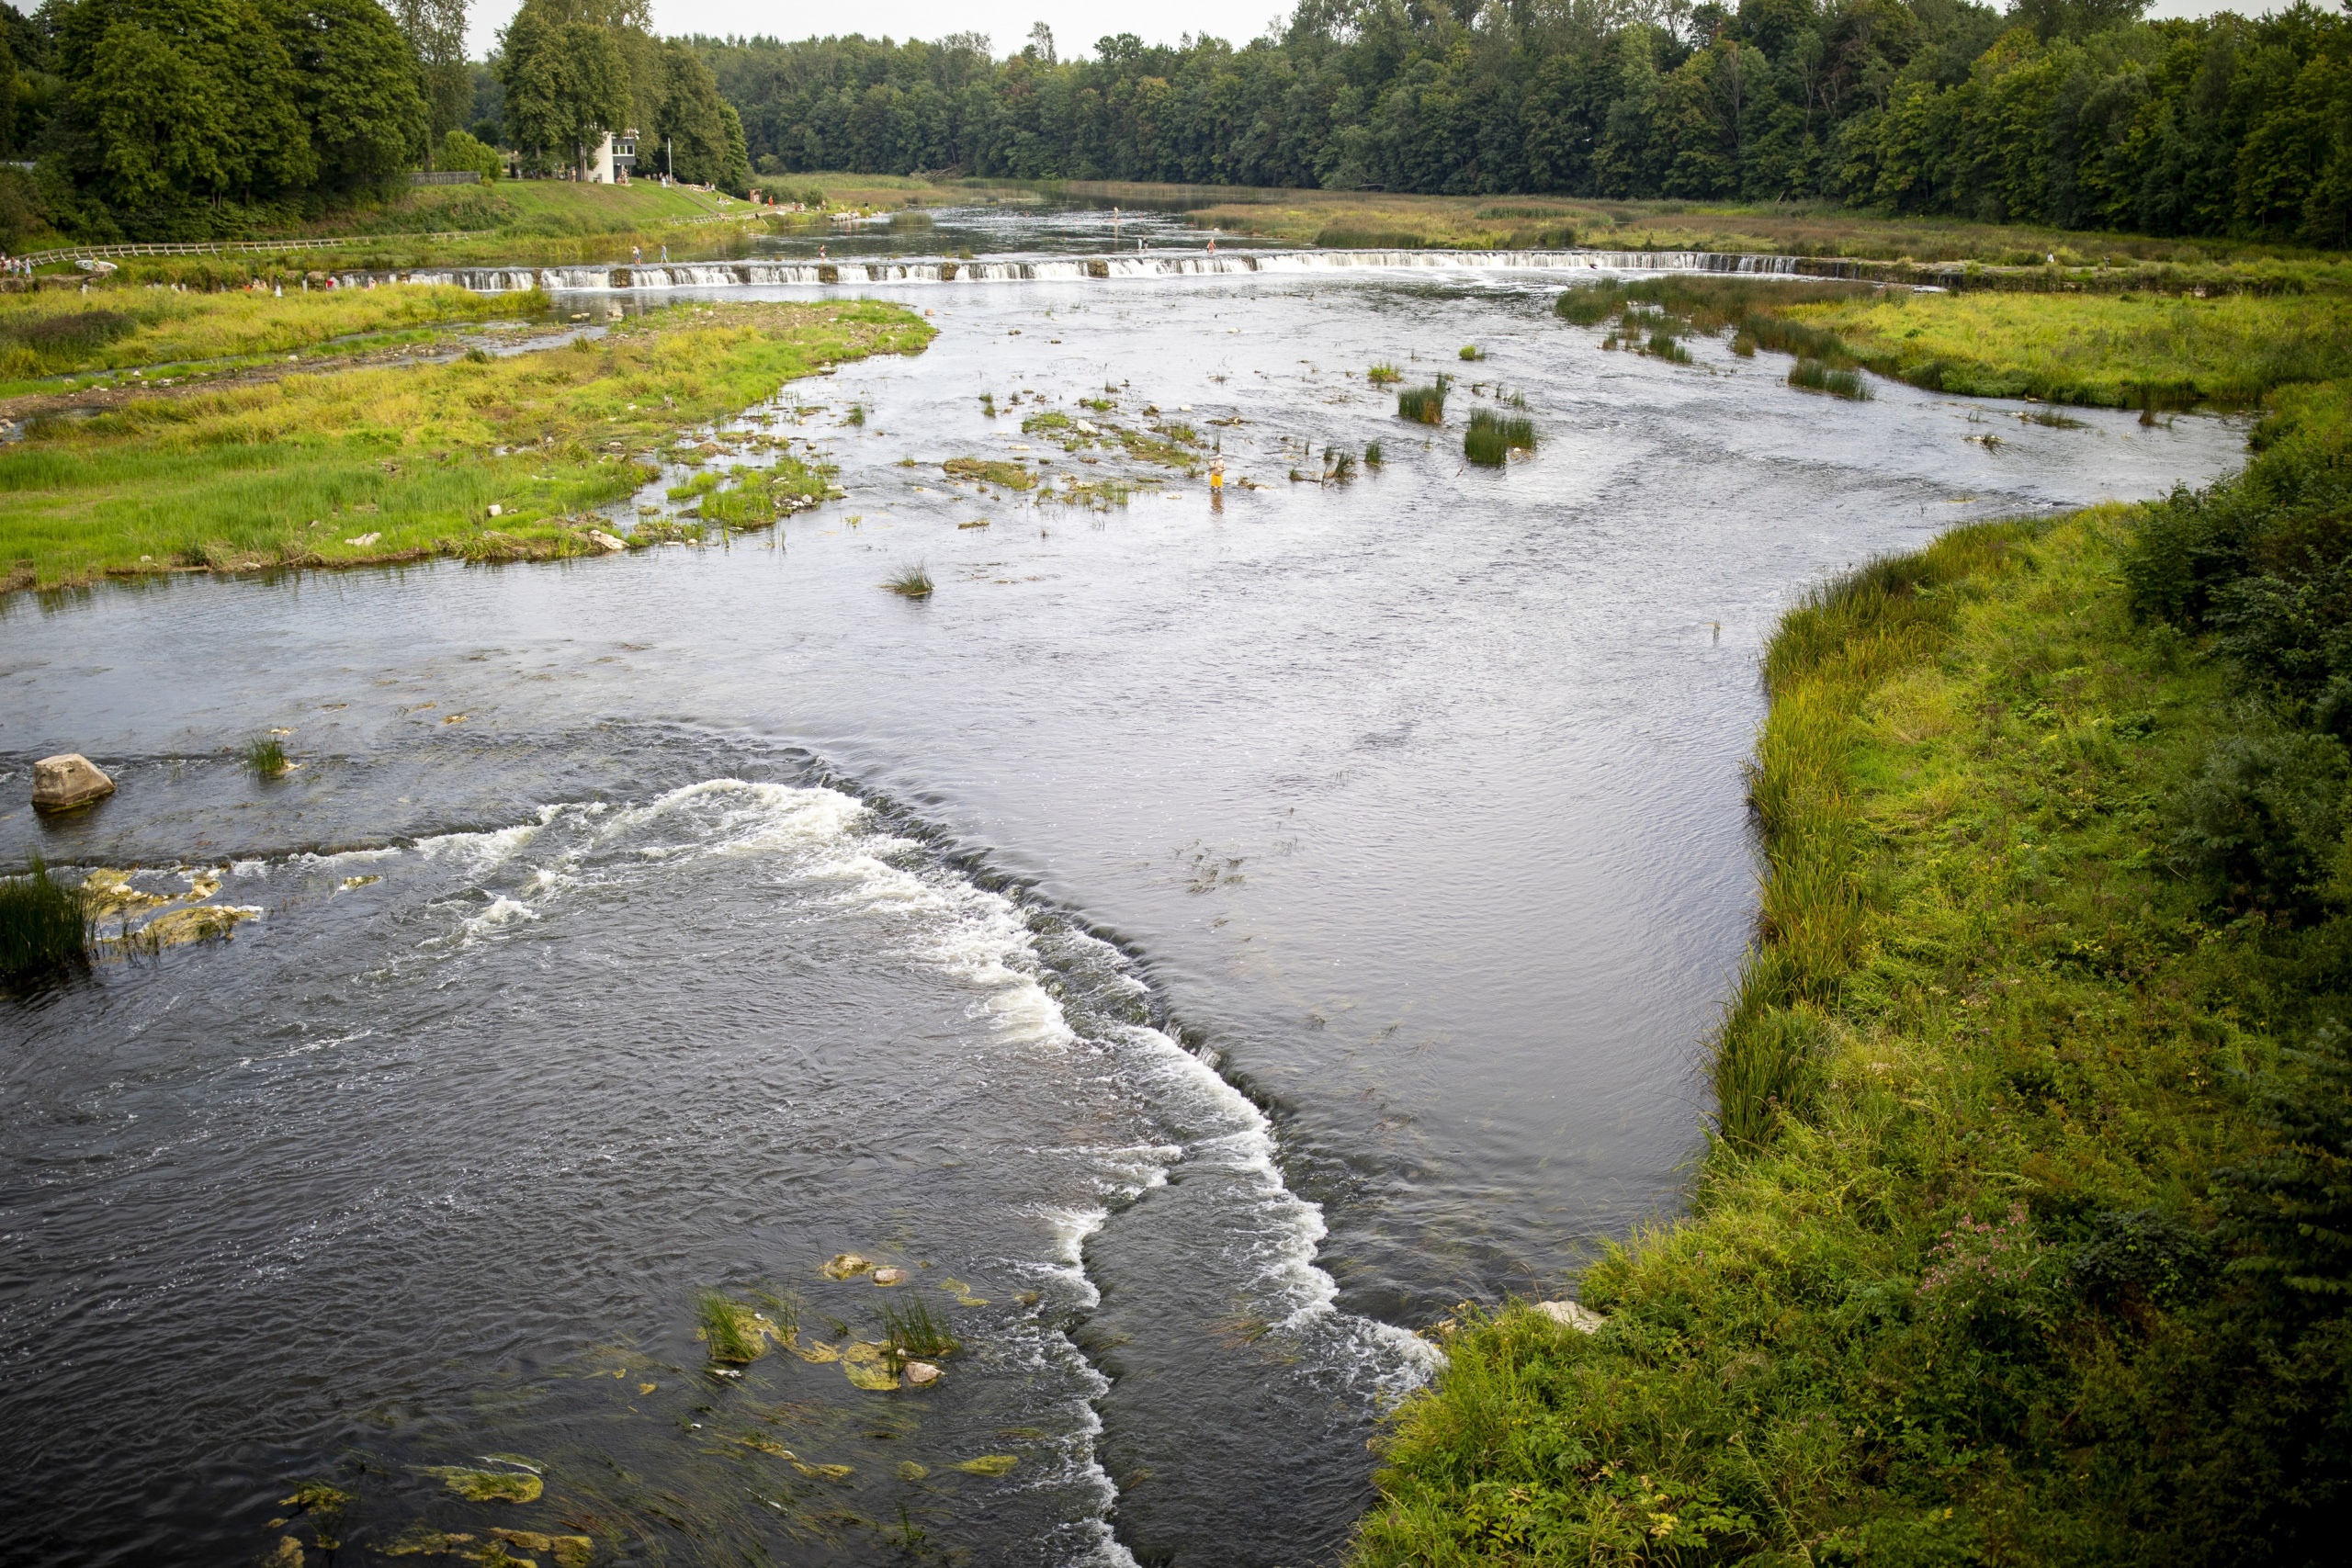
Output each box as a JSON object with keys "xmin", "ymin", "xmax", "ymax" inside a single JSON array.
[{"xmin": 0, "ymin": 205, "xmax": 2245, "ymax": 1566}]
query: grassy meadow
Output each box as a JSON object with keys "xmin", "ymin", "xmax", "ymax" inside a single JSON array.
[
  {"xmin": 1554, "ymin": 274, "xmax": 2352, "ymax": 411},
  {"xmin": 0, "ymin": 283, "xmax": 533, "ymax": 396},
  {"xmin": 0, "ymin": 298, "xmax": 931, "ymax": 592},
  {"xmin": 1356, "ymin": 362, "xmax": 2352, "ymax": 1559}
]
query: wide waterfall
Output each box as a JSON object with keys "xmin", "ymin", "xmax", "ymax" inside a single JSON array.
[{"xmin": 383, "ymin": 246, "xmax": 1832, "ymax": 294}]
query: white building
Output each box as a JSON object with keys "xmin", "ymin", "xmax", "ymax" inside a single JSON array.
[{"xmin": 584, "ymin": 130, "xmax": 640, "ymax": 184}]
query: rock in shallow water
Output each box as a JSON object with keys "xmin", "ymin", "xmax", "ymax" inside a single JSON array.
[{"xmin": 32, "ymin": 752, "xmax": 114, "ymax": 811}]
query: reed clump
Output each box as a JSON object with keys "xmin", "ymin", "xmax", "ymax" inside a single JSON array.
[
  {"xmin": 1396, "ymin": 377, "xmax": 1450, "ymax": 424},
  {"xmin": 1463, "ymin": 407, "xmax": 1535, "ymax": 467},
  {"xmin": 1788, "ymin": 357, "xmax": 1871, "ymax": 399},
  {"xmin": 1367, "ymin": 363, "xmax": 1403, "ymax": 385},
  {"xmin": 0, "ymin": 859, "xmax": 92, "ymax": 987},
  {"xmin": 879, "ymin": 1296, "xmax": 959, "ymax": 1363},
  {"xmin": 1363, "ymin": 440, "xmax": 1383, "ymax": 467},
  {"xmin": 243, "ymin": 736, "xmax": 289, "ymax": 777},
  {"xmin": 885, "ymin": 562, "xmax": 933, "ymax": 598}
]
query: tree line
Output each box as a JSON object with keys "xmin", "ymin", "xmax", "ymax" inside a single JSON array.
[
  {"xmin": 694, "ymin": 0, "xmax": 2352, "ymax": 246},
  {"xmin": 0, "ymin": 0, "xmax": 742, "ymax": 243}
]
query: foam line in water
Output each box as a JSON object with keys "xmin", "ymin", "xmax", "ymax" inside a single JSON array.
[{"xmin": 383, "ymin": 246, "xmax": 1826, "ymax": 296}]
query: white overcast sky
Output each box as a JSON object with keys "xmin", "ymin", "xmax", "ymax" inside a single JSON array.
[{"xmin": 461, "ymin": 0, "xmax": 2284, "ymax": 58}]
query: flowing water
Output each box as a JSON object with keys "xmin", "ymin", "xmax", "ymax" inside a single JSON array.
[{"xmin": 1, "ymin": 206, "xmax": 2245, "ymax": 1567}]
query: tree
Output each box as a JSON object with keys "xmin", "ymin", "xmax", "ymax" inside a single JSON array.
[
  {"xmin": 652, "ymin": 38, "xmax": 729, "ymax": 182},
  {"xmin": 390, "ymin": 0, "xmax": 470, "ymax": 158},
  {"xmin": 497, "ymin": 0, "xmax": 630, "ymax": 176},
  {"xmin": 279, "ymin": 0, "xmax": 430, "ymax": 191},
  {"xmin": 51, "ymin": 0, "xmax": 311, "ymax": 209}
]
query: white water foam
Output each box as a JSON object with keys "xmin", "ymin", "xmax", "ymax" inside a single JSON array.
[
  {"xmin": 260, "ymin": 776, "xmax": 1427, "ymax": 1555},
  {"xmin": 388, "ymin": 245, "xmax": 1831, "ymax": 297}
]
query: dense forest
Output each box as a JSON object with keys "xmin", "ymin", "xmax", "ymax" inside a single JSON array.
[
  {"xmin": 694, "ymin": 0, "xmax": 2352, "ymax": 246},
  {"xmin": 0, "ymin": 0, "xmax": 2345, "ymax": 246}
]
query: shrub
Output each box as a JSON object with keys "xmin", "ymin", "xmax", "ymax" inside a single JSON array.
[
  {"xmin": 436, "ymin": 130, "xmax": 503, "ymax": 182},
  {"xmin": 2172, "ymin": 731, "xmax": 2349, "ymax": 913}
]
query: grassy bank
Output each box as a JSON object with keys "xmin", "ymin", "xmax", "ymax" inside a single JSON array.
[
  {"xmin": 1046, "ymin": 181, "xmax": 2350, "ymax": 279},
  {"xmin": 0, "ymin": 283, "xmax": 536, "ymax": 398},
  {"xmin": 1557, "ymin": 275, "xmax": 2352, "ymax": 411},
  {"xmin": 0, "ymin": 298, "xmax": 930, "ymax": 593},
  {"xmin": 1356, "ymin": 379, "xmax": 2352, "ymax": 1562}
]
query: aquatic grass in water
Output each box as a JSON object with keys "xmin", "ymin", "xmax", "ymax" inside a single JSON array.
[
  {"xmin": 1363, "ymin": 440, "xmax": 1383, "ymax": 467},
  {"xmin": 1397, "ymin": 377, "xmax": 1450, "ymax": 425},
  {"xmin": 697, "ymin": 1292, "xmax": 768, "ymax": 1364},
  {"xmin": 0, "ymin": 859, "xmax": 91, "ymax": 987},
  {"xmin": 885, "ymin": 562, "xmax": 933, "ymax": 598},
  {"xmin": 1367, "ymin": 363, "xmax": 1403, "ymax": 385},
  {"xmin": 1459, "ymin": 344, "xmax": 1484, "ymax": 361},
  {"xmin": 1647, "ymin": 331, "xmax": 1692, "ymax": 365},
  {"xmin": 243, "ymin": 736, "xmax": 288, "ymax": 777},
  {"xmin": 1464, "ymin": 408, "xmax": 1536, "ymax": 468},
  {"xmin": 1788, "ymin": 358, "xmax": 1871, "ymax": 400},
  {"xmin": 879, "ymin": 1296, "xmax": 959, "ymax": 1362}
]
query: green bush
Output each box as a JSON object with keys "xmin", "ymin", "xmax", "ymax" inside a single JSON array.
[{"xmin": 435, "ymin": 130, "xmax": 503, "ymax": 182}]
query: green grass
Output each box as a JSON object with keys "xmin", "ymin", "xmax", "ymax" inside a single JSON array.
[
  {"xmin": 1463, "ymin": 408, "xmax": 1534, "ymax": 467},
  {"xmin": 1785, "ymin": 288, "xmax": 2352, "ymax": 408},
  {"xmin": 697, "ymin": 1292, "xmax": 769, "ymax": 1364},
  {"xmin": 1355, "ymin": 379, "xmax": 2352, "ymax": 1563},
  {"xmin": 242, "ymin": 736, "xmax": 288, "ymax": 777},
  {"xmin": 0, "ymin": 299, "xmax": 930, "ymax": 593},
  {"xmin": 1788, "ymin": 356, "xmax": 1871, "ymax": 400},
  {"xmin": 1364, "ymin": 440, "xmax": 1383, "ymax": 467},
  {"xmin": 878, "ymin": 1296, "xmax": 959, "ymax": 1362},
  {"xmin": 1369, "ymin": 363, "xmax": 1404, "ymax": 385},
  {"xmin": 1559, "ymin": 276, "xmax": 2352, "ymax": 412},
  {"xmin": 0, "ymin": 859, "xmax": 90, "ymax": 987},
  {"xmin": 885, "ymin": 562, "xmax": 933, "ymax": 598},
  {"xmin": 1397, "ymin": 378, "xmax": 1449, "ymax": 425},
  {"xmin": 0, "ymin": 284, "xmax": 538, "ymax": 392}
]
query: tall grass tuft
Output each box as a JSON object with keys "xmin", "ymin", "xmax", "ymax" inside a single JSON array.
[
  {"xmin": 885, "ymin": 562, "xmax": 933, "ymax": 598},
  {"xmin": 697, "ymin": 1292, "xmax": 766, "ymax": 1364},
  {"xmin": 243, "ymin": 736, "xmax": 288, "ymax": 777},
  {"xmin": 0, "ymin": 859, "xmax": 92, "ymax": 987},
  {"xmin": 1363, "ymin": 440, "xmax": 1383, "ymax": 467},
  {"xmin": 1464, "ymin": 408, "xmax": 1536, "ymax": 467},
  {"xmin": 1789, "ymin": 358, "xmax": 1871, "ymax": 400},
  {"xmin": 1555, "ymin": 283, "xmax": 1629, "ymax": 325},
  {"xmin": 1397, "ymin": 376, "xmax": 1451, "ymax": 425},
  {"xmin": 879, "ymin": 1295, "xmax": 959, "ymax": 1362},
  {"xmin": 1367, "ymin": 363, "xmax": 1403, "ymax": 385},
  {"xmin": 1647, "ymin": 331, "xmax": 1692, "ymax": 365}
]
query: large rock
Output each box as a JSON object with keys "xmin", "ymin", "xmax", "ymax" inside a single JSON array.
[
  {"xmin": 1533, "ymin": 1299, "xmax": 1607, "ymax": 1334},
  {"xmin": 32, "ymin": 752, "xmax": 115, "ymax": 811}
]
